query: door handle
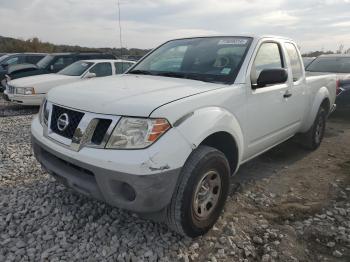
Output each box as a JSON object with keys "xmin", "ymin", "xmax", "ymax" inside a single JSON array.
[{"xmin": 283, "ymin": 91, "xmax": 292, "ymax": 98}]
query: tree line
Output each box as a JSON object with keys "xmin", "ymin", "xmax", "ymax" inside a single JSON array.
[
  {"xmin": 0, "ymin": 36, "xmax": 150, "ymax": 58},
  {"xmin": 302, "ymin": 44, "xmax": 350, "ymax": 57}
]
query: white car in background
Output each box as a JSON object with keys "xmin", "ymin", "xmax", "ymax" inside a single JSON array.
[{"xmin": 4, "ymin": 59, "xmax": 135, "ymax": 105}]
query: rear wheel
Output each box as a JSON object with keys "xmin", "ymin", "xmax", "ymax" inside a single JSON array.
[
  {"xmin": 300, "ymin": 106, "xmax": 327, "ymax": 150},
  {"xmin": 166, "ymin": 145, "xmax": 230, "ymax": 237}
]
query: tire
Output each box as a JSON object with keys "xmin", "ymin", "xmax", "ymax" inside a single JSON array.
[
  {"xmin": 300, "ymin": 106, "xmax": 327, "ymax": 150},
  {"xmin": 166, "ymin": 145, "xmax": 230, "ymax": 237}
]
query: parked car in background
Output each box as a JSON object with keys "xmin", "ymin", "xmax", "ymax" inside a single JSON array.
[
  {"xmin": 32, "ymin": 35, "xmax": 336, "ymax": 237},
  {"xmin": 0, "ymin": 53, "xmax": 46, "ymax": 91},
  {"xmin": 336, "ymin": 78, "xmax": 350, "ymax": 109},
  {"xmin": 1, "ymin": 52, "xmax": 116, "ymax": 89},
  {"xmin": 302, "ymin": 56, "xmax": 315, "ymax": 68},
  {"xmin": 306, "ymin": 54, "xmax": 350, "ymax": 109},
  {"xmin": 4, "ymin": 59, "xmax": 134, "ymax": 105}
]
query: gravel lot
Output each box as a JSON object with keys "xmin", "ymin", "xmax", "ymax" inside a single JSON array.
[{"xmin": 0, "ymin": 98, "xmax": 349, "ymax": 262}]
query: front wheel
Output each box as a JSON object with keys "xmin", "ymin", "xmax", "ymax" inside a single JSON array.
[
  {"xmin": 166, "ymin": 145, "xmax": 230, "ymax": 237},
  {"xmin": 300, "ymin": 106, "xmax": 327, "ymax": 150}
]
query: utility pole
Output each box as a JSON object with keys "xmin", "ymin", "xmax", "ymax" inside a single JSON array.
[{"xmin": 117, "ymin": 0, "xmax": 123, "ymax": 59}]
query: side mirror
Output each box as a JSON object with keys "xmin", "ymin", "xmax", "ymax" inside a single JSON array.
[
  {"xmin": 256, "ymin": 68, "xmax": 288, "ymax": 88},
  {"xmin": 84, "ymin": 72, "xmax": 96, "ymax": 79}
]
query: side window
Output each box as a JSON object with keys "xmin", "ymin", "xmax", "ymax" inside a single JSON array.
[
  {"xmin": 26, "ymin": 56, "xmax": 44, "ymax": 64},
  {"xmin": 115, "ymin": 62, "xmax": 133, "ymax": 74},
  {"xmin": 285, "ymin": 43, "xmax": 303, "ymax": 81},
  {"xmin": 89, "ymin": 63, "xmax": 112, "ymax": 77},
  {"xmin": 251, "ymin": 42, "xmax": 283, "ymax": 86},
  {"xmin": 6, "ymin": 57, "xmax": 19, "ymax": 65},
  {"xmin": 52, "ymin": 57, "xmax": 75, "ymax": 71}
]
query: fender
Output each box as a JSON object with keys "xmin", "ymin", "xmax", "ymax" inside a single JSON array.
[
  {"xmin": 300, "ymin": 86, "xmax": 330, "ymax": 133},
  {"xmin": 174, "ymin": 106, "xmax": 244, "ymax": 164}
]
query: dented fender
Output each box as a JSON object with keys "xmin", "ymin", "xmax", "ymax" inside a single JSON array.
[{"xmin": 173, "ymin": 106, "xmax": 244, "ymax": 164}]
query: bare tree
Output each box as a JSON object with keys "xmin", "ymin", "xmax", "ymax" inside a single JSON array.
[{"xmin": 336, "ymin": 44, "xmax": 344, "ymax": 54}]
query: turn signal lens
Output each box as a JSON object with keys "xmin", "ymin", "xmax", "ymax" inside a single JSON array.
[{"xmin": 148, "ymin": 119, "xmax": 171, "ymax": 142}]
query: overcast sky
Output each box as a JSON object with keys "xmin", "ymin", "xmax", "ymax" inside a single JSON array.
[{"xmin": 0, "ymin": 0, "xmax": 349, "ymax": 52}]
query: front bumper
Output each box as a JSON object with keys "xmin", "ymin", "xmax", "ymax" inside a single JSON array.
[
  {"xmin": 6, "ymin": 93, "xmax": 44, "ymax": 106},
  {"xmin": 31, "ymin": 116, "xmax": 192, "ymax": 213}
]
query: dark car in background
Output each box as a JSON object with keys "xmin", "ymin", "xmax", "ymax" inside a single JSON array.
[
  {"xmin": 337, "ymin": 79, "xmax": 350, "ymax": 109},
  {"xmin": 0, "ymin": 53, "xmax": 46, "ymax": 91},
  {"xmin": 1, "ymin": 52, "xmax": 116, "ymax": 89},
  {"xmin": 306, "ymin": 54, "xmax": 350, "ymax": 109},
  {"xmin": 302, "ymin": 56, "xmax": 315, "ymax": 68}
]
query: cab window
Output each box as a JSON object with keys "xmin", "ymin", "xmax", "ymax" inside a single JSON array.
[
  {"xmin": 89, "ymin": 63, "xmax": 112, "ymax": 77},
  {"xmin": 251, "ymin": 42, "xmax": 284, "ymax": 86},
  {"xmin": 115, "ymin": 62, "xmax": 134, "ymax": 74},
  {"xmin": 285, "ymin": 43, "xmax": 303, "ymax": 81}
]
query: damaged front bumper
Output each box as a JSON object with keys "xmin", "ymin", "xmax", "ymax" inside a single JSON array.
[{"xmin": 31, "ymin": 116, "xmax": 192, "ymax": 212}]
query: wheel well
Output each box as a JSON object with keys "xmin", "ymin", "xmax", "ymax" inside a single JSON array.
[
  {"xmin": 200, "ymin": 132, "xmax": 238, "ymax": 174},
  {"xmin": 321, "ymin": 98, "xmax": 330, "ymax": 114}
]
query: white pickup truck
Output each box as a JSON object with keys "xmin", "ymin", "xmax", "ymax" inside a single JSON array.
[
  {"xmin": 4, "ymin": 59, "xmax": 135, "ymax": 105},
  {"xmin": 31, "ymin": 35, "xmax": 336, "ymax": 237}
]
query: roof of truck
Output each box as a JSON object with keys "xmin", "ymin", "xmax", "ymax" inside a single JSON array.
[
  {"xmin": 81, "ymin": 59, "xmax": 135, "ymax": 63},
  {"xmin": 168, "ymin": 34, "xmax": 294, "ymax": 41}
]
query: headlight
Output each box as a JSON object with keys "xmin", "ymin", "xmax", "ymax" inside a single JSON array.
[
  {"xmin": 16, "ymin": 87, "xmax": 35, "ymax": 95},
  {"xmin": 106, "ymin": 117, "xmax": 171, "ymax": 149},
  {"xmin": 39, "ymin": 98, "xmax": 49, "ymax": 126}
]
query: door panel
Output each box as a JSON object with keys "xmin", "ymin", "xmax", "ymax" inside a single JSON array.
[
  {"xmin": 283, "ymin": 42, "xmax": 307, "ymax": 133},
  {"xmin": 243, "ymin": 41, "xmax": 295, "ymax": 159}
]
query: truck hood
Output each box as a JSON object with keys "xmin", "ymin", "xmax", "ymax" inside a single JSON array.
[
  {"xmin": 9, "ymin": 74, "xmax": 78, "ymax": 93},
  {"xmin": 48, "ymin": 74, "xmax": 224, "ymax": 117},
  {"xmin": 8, "ymin": 63, "xmax": 38, "ymax": 74}
]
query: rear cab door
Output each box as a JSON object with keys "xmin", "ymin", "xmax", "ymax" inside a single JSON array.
[
  {"xmin": 282, "ymin": 41, "xmax": 308, "ymax": 132},
  {"xmin": 243, "ymin": 37, "xmax": 301, "ymax": 159}
]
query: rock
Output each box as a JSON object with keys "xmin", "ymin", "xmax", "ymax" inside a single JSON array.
[
  {"xmin": 332, "ymin": 250, "xmax": 343, "ymax": 258},
  {"xmin": 16, "ymin": 240, "xmax": 26, "ymax": 249},
  {"xmin": 326, "ymin": 241, "xmax": 335, "ymax": 248},
  {"xmin": 261, "ymin": 254, "xmax": 271, "ymax": 262},
  {"xmin": 253, "ymin": 236, "xmax": 263, "ymax": 244}
]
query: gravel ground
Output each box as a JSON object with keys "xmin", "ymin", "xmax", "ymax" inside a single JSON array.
[
  {"xmin": 0, "ymin": 95, "xmax": 39, "ymax": 117},
  {"xmin": 0, "ymin": 99, "xmax": 349, "ymax": 262}
]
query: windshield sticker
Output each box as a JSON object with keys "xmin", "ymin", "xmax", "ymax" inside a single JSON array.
[
  {"xmin": 81, "ymin": 63, "xmax": 89, "ymax": 67},
  {"xmin": 218, "ymin": 39, "xmax": 248, "ymax": 46},
  {"xmin": 221, "ymin": 68, "xmax": 231, "ymax": 75}
]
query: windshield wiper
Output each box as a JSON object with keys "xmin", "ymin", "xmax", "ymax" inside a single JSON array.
[
  {"xmin": 128, "ymin": 70, "xmax": 154, "ymax": 75},
  {"xmin": 155, "ymin": 71, "xmax": 187, "ymax": 79}
]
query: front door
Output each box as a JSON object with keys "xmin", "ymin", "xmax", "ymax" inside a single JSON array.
[{"xmin": 243, "ymin": 41, "xmax": 297, "ymax": 160}]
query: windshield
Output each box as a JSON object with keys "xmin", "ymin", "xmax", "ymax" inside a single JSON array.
[
  {"xmin": 37, "ymin": 55, "xmax": 54, "ymax": 68},
  {"xmin": 58, "ymin": 61, "xmax": 93, "ymax": 76},
  {"xmin": 306, "ymin": 56, "xmax": 350, "ymax": 73},
  {"xmin": 128, "ymin": 37, "xmax": 252, "ymax": 84},
  {"xmin": 0, "ymin": 55, "xmax": 9, "ymax": 64}
]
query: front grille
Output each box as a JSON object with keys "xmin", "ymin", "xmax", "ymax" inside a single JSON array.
[
  {"xmin": 50, "ymin": 105, "xmax": 84, "ymax": 139},
  {"xmin": 91, "ymin": 119, "xmax": 112, "ymax": 145},
  {"xmin": 7, "ymin": 85, "xmax": 15, "ymax": 94}
]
